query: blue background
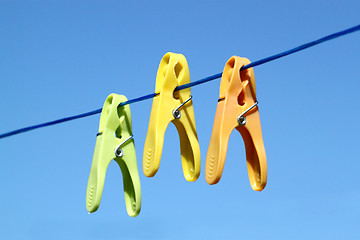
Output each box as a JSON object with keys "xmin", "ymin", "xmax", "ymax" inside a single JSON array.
[{"xmin": 1, "ymin": 1, "xmax": 360, "ymax": 239}]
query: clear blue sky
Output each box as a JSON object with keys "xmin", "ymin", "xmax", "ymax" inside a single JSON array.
[{"xmin": 1, "ymin": 1, "xmax": 360, "ymax": 239}]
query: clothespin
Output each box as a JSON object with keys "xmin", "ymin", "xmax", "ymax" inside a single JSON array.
[
  {"xmin": 86, "ymin": 94, "xmax": 141, "ymax": 217},
  {"xmin": 143, "ymin": 52, "xmax": 201, "ymax": 182},
  {"xmin": 205, "ymin": 56, "xmax": 267, "ymax": 191}
]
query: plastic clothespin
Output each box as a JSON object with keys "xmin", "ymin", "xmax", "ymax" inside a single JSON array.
[
  {"xmin": 86, "ymin": 93, "xmax": 141, "ymax": 217},
  {"xmin": 205, "ymin": 56, "xmax": 267, "ymax": 191},
  {"xmin": 143, "ymin": 52, "xmax": 201, "ymax": 182}
]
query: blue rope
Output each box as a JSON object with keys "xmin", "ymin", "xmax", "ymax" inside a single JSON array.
[
  {"xmin": 0, "ymin": 108, "xmax": 102, "ymax": 139},
  {"xmin": 118, "ymin": 92, "xmax": 158, "ymax": 107},
  {"xmin": 1, "ymin": 24, "xmax": 359, "ymax": 139},
  {"xmin": 175, "ymin": 72, "xmax": 223, "ymax": 91},
  {"xmin": 242, "ymin": 23, "xmax": 360, "ymax": 70},
  {"xmin": 175, "ymin": 24, "xmax": 360, "ymax": 90}
]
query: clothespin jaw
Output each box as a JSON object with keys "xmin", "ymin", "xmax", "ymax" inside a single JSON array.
[
  {"xmin": 143, "ymin": 52, "xmax": 201, "ymax": 182},
  {"xmin": 205, "ymin": 56, "xmax": 267, "ymax": 191},
  {"xmin": 86, "ymin": 94, "xmax": 141, "ymax": 217}
]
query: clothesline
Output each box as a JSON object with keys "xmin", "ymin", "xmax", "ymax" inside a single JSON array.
[{"xmin": 1, "ymin": 23, "xmax": 360, "ymax": 139}]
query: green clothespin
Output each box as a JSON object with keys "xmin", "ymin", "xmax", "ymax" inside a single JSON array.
[{"xmin": 86, "ymin": 93, "xmax": 141, "ymax": 217}]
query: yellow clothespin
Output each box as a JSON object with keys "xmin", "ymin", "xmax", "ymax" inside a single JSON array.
[
  {"xmin": 86, "ymin": 94, "xmax": 141, "ymax": 217},
  {"xmin": 205, "ymin": 56, "xmax": 267, "ymax": 191},
  {"xmin": 143, "ymin": 52, "xmax": 201, "ymax": 181}
]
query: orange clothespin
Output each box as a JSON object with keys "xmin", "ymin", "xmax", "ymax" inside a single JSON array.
[
  {"xmin": 143, "ymin": 52, "xmax": 201, "ymax": 182},
  {"xmin": 205, "ymin": 56, "xmax": 267, "ymax": 191}
]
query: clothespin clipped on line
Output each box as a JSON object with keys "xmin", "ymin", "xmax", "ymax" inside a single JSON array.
[
  {"xmin": 143, "ymin": 52, "xmax": 201, "ymax": 182},
  {"xmin": 86, "ymin": 94, "xmax": 141, "ymax": 217},
  {"xmin": 205, "ymin": 56, "xmax": 267, "ymax": 191}
]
